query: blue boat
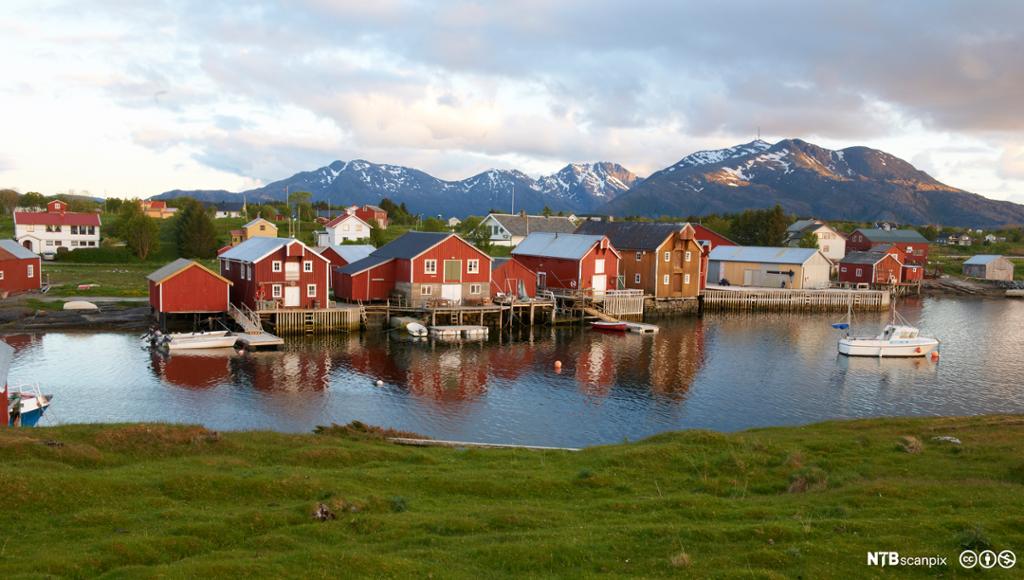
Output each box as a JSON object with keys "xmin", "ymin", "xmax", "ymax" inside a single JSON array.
[{"xmin": 2, "ymin": 340, "xmax": 52, "ymax": 427}]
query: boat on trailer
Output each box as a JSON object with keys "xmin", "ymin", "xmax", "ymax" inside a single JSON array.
[{"xmin": 1, "ymin": 341, "xmax": 52, "ymax": 427}]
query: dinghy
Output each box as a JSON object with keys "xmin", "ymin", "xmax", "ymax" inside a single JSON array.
[{"xmin": 591, "ymin": 321, "xmax": 628, "ymax": 332}]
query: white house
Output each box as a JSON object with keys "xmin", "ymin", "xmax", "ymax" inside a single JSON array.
[
  {"xmin": 14, "ymin": 200, "xmax": 101, "ymax": 256},
  {"xmin": 784, "ymin": 219, "xmax": 846, "ymax": 262},
  {"xmin": 476, "ymin": 213, "xmax": 578, "ymax": 247},
  {"xmin": 315, "ymin": 213, "xmax": 372, "ymax": 246},
  {"xmin": 447, "ymin": 217, "xmax": 462, "ymax": 229}
]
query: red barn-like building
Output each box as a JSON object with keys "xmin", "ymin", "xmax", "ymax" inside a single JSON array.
[
  {"xmin": 148, "ymin": 259, "xmax": 232, "ymax": 315},
  {"xmin": 491, "ymin": 257, "xmax": 537, "ymax": 298},
  {"xmin": 838, "ymin": 251, "xmax": 903, "ymax": 286},
  {"xmin": 334, "ymin": 232, "xmax": 492, "ymax": 306},
  {"xmin": 0, "ymin": 240, "xmax": 41, "ymax": 296},
  {"xmin": 315, "ymin": 244, "xmax": 375, "ymax": 268},
  {"xmin": 691, "ymin": 224, "xmax": 737, "ymax": 251},
  {"xmin": 348, "ymin": 204, "xmax": 388, "ymax": 229},
  {"xmin": 846, "ymin": 229, "xmax": 929, "ymax": 265},
  {"xmin": 219, "ymin": 238, "xmax": 331, "ymax": 310},
  {"xmin": 511, "ymin": 232, "xmax": 620, "ymax": 293}
]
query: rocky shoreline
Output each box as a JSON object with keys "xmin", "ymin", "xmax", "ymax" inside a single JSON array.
[{"xmin": 0, "ymin": 304, "xmax": 152, "ymax": 332}]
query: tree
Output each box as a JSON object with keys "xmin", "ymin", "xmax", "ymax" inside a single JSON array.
[
  {"xmin": 123, "ymin": 214, "xmax": 160, "ymax": 260},
  {"xmin": 107, "ymin": 198, "xmax": 143, "ymax": 239},
  {"xmin": 542, "ymin": 205, "xmax": 553, "ymax": 217},
  {"xmin": 797, "ymin": 231, "xmax": 819, "ymax": 249},
  {"xmin": 369, "ymin": 224, "xmax": 387, "ymax": 248},
  {"xmin": 175, "ymin": 199, "xmax": 219, "ymax": 258},
  {"xmin": 421, "ymin": 217, "xmax": 447, "ymax": 232},
  {"xmin": 104, "ymin": 197, "xmax": 124, "ymax": 214},
  {"xmin": 260, "ymin": 205, "xmax": 277, "ymax": 220},
  {"xmin": 917, "ymin": 225, "xmax": 939, "ymax": 241},
  {"xmin": 20, "ymin": 191, "xmax": 46, "ymax": 208},
  {"xmin": 0, "ymin": 189, "xmax": 19, "ymax": 214}
]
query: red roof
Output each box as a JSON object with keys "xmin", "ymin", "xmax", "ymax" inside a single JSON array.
[
  {"xmin": 14, "ymin": 211, "xmax": 101, "ymax": 226},
  {"xmin": 325, "ymin": 213, "xmax": 368, "ymax": 228},
  {"xmin": 143, "ymin": 200, "xmax": 167, "ymax": 209}
]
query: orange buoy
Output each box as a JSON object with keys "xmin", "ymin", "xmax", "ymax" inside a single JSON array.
[
  {"xmin": 554, "ymin": 360, "xmax": 562, "ymax": 370},
  {"xmin": 930, "ymin": 351, "xmax": 940, "ymax": 362}
]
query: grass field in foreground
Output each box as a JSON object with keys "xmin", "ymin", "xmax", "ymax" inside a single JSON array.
[{"xmin": 1, "ymin": 416, "xmax": 1022, "ymax": 578}]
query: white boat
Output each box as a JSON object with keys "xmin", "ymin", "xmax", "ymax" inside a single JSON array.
[
  {"xmin": 168, "ymin": 330, "xmax": 230, "ymax": 339},
  {"xmin": 165, "ymin": 333, "xmax": 238, "ymax": 351},
  {"xmin": 838, "ymin": 324, "xmax": 940, "ymax": 357},
  {"xmin": 834, "ymin": 298, "xmax": 939, "ymax": 358},
  {"xmin": 1, "ymin": 341, "xmax": 52, "ymax": 427},
  {"xmin": 407, "ymin": 322, "xmax": 428, "ymax": 337}
]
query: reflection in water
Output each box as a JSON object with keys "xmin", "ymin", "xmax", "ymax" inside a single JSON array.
[{"xmin": 4, "ymin": 297, "xmax": 1024, "ymax": 447}]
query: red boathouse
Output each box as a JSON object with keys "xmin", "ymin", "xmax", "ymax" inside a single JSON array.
[
  {"xmin": 0, "ymin": 240, "xmax": 42, "ymax": 297},
  {"xmin": 511, "ymin": 232, "xmax": 620, "ymax": 294},
  {"xmin": 148, "ymin": 258, "xmax": 232, "ymax": 314},
  {"xmin": 491, "ymin": 257, "xmax": 537, "ymax": 298},
  {"xmin": 218, "ymin": 237, "xmax": 331, "ymax": 310}
]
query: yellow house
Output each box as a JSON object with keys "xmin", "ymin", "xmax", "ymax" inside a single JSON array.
[{"xmin": 242, "ymin": 218, "xmax": 278, "ymax": 240}]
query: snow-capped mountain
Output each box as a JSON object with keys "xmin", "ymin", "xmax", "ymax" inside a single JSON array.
[
  {"xmin": 603, "ymin": 138, "xmax": 1024, "ymax": 227},
  {"xmin": 156, "ymin": 160, "xmax": 639, "ymax": 216}
]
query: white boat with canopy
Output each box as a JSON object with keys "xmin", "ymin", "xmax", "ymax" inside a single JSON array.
[{"xmin": 833, "ymin": 298, "xmax": 939, "ymax": 358}]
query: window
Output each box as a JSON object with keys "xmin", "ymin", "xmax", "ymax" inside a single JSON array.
[
  {"xmin": 246, "ymin": 264, "xmax": 252, "ymax": 281},
  {"xmin": 71, "ymin": 226, "xmax": 77, "ymax": 235},
  {"xmin": 663, "ymin": 274, "xmax": 669, "ymax": 285},
  {"xmin": 855, "ymin": 268, "xmax": 863, "ymax": 277},
  {"xmin": 272, "ymin": 284, "xmax": 282, "ymax": 298},
  {"xmin": 594, "ymin": 259, "xmax": 605, "ymax": 274},
  {"xmin": 272, "ymin": 260, "xmax": 282, "ymax": 272},
  {"xmin": 840, "ymin": 266, "xmax": 847, "ymax": 272},
  {"xmin": 303, "ymin": 261, "xmax": 313, "ymax": 272},
  {"xmin": 470, "ymin": 283, "xmax": 481, "ymax": 294},
  {"xmin": 635, "ymin": 251, "xmax": 642, "ymax": 262},
  {"xmin": 467, "ymin": 259, "xmax": 479, "ymax": 274},
  {"xmin": 46, "ymin": 240, "xmax": 54, "ymax": 247},
  {"xmin": 421, "ymin": 285, "xmax": 433, "ymax": 295},
  {"xmin": 906, "ymin": 246, "xmax": 913, "ymax": 253},
  {"xmin": 26, "ymin": 225, "xmax": 34, "ymax": 232},
  {"xmin": 424, "ymin": 259, "xmax": 437, "ymax": 274},
  {"xmin": 664, "ymin": 251, "xmax": 671, "ymax": 262},
  {"xmin": 684, "ymin": 273, "xmax": 691, "ymax": 285},
  {"xmin": 225, "ymin": 262, "xmax": 231, "ymax": 272},
  {"xmin": 634, "ymin": 273, "xmax": 641, "ymax": 284},
  {"xmin": 259, "ymin": 225, "xmax": 266, "ymax": 231},
  {"xmin": 307, "ymin": 284, "xmax": 317, "ymax": 298},
  {"xmin": 0, "ymin": 271, "xmax": 4, "ymax": 280},
  {"xmin": 71, "ymin": 241, "xmax": 79, "ymax": 247},
  {"xmin": 685, "ymin": 251, "xmax": 692, "ymax": 262}
]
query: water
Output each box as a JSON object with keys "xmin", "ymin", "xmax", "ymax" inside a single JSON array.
[{"xmin": 6, "ymin": 297, "xmax": 1024, "ymax": 447}]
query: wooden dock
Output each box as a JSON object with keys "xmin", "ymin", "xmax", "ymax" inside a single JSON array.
[
  {"xmin": 702, "ymin": 287, "xmax": 890, "ymax": 312},
  {"xmin": 361, "ymin": 299, "xmax": 556, "ymax": 329},
  {"xmin": 260, "ymin": 306, "xmax": 361, "ymax": 334},
  {"xmin": 235, "ymin": 332, "xmax": 285, "ymax": 348},
  {"xmin": 626, "ymin": 322, "xmax": 659, "ymax": 334}
]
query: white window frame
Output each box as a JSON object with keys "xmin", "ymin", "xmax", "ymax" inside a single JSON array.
[
  {"xmin": 663, "ymin": 274, "xmax": 669, "ymax": 285},
  {"xmin": 303, "ymin": 260, "xmax": 313, "ymax": 273},
  {"xmin": 856, "ymin": 268, "xmax": 863, "ymax": 277},
  {"xmin": 470, "ymin": 283, "xmax": 481, "ymax": 295},
  {"xmin": 594, "ymin": 259, "xmax": 605, "ymax": 275},
  {"xmin": 634, "ymin": 273, "xmax": 641, "ymax": 284},
  {"xmin": 0, "ymin": 270, "xmax": 4, "ymax": 280},
  {"xmin": 684, "ymin": 251, "xmax": 692, "ymax": 262},
  {"xmin": 635, "ymin": 251, "xmax": 642, "ymax": 262},
  {"xmin": 467, "ymin": 259, "xmax": 479, "ymax": 274},
  {"xmin": 421, "ymin": 285, "xmax": 433, "ymax": 295},
  {"xmin": 840, "ymin": 266, "xmax": 847, "ymax": 273},
  {"xmin": 424, "ymin": 259, "xmax": 437, "ymax": 274},
  {"xmin": 664, "ymin": 251, "xmax": 671, "ymax": 262},
  {"xmin": 306, "ymin": 283, "xmax": 317, "ymax": 298},
  {"xmin": 272, "ymin": 284, "xmax": 282, "ymax": 298},
  {"xmin": 272, "ymin": 260, "xmax": 282, "ymax": 273},
  {"xmin": 684, "ymin": 273, "xmax": 691, "ymax": 285},
  {"xmin": 27, "ymin": 264, "xmax": 34, "ymax": 278}
]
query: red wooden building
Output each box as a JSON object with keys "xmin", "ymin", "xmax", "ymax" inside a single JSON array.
[
  {"xmin": 491, "ymin": 257, "xmax": 537, "ymax": 298},
  {"xmin": 349, "ymin": 204, "xmax": 388, "ymax": 228},
  {"xmin": 511, "ymin": 232, "xmax": 620, "ymax": 293},
  {"xmin": 315, "ymin": 244, "xmax": 375, "ymax": 268},
  {"xmin": 218, "ymin": 237, "xmax": 331, "ymax": 310},
  {"xmin": 837, "ymin": 251, "xmax": 903, "ymax": 286},
  {"xmin": 0, "ymin": 240, "xmax": 41, "ymax": 296},
  {"xmin": 148, "ymin": 259, "xmax": 232, "ymax": 314},
  {"xmin": 692, "ymin": 224, "xmax": 737, "ymax": 251},
  {"xmin": 846, "ymin": 228, "xmax": 929, "ymax": 265},
  {"xmin": 334, "ymin": 232, "xmax": 492, "ymax": 306}
]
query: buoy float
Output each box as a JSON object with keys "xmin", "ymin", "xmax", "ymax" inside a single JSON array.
[
  {"xmin": 554, "ymin": 360, "xmax": 562, "ymax": 370},
  {"xmin": 930, "ymin": 351, "xmax": 940, "ymax": 362},
  {"xmin": 376, "ymin": 380, "xmax": 384, "ymax": 386}
]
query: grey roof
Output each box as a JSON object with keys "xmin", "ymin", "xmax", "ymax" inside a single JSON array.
[
  {"xmin": 337, "ymin": 254, "xmax": 393, "ymax": 275},
  {"xmin": 708, "ymin": 246, "xmax": 821, "ymax": 265},
  {"xmin": 492, "ymin": 257, "xmax": 511, "ymax": 269},
  {"xmin": 574, "ymin": 221, "xmax": 682, "ymax": 251},
  {"xmin": 512, "ymin": 232, "xmax": 609, "ymax": 260},
  {"xmin": 147, "ymin": 258, "xmax": 194, "ymax": 282},
  {"xmin": 855, "ymin": 228, "xmax": 928, "ymax": 243},
  {"xmin": 840, "ymin": 251, "xmax": 890, "ymax": 266},
  {"xmin": 0, "ymin": 239, "xmax": 39, "ymax": 260},
  {"xmin": 318, "ymin": 244, "xmax": 375, "ymax": 263},
  {"xmin": 963, "ymin": 254, "xmax": 1005, "ymax": 265},
  {"xmin": 487, "ymin": 213, "xmax": 577, "ymax": 237},
  {"xmin": 336, "ymin": 232, "xmax": 482, "ymax": 276},
  {"xmin": 786, "ymin": 219, "xmax": 822, "ymax": 233},
  {"xmin": 218, "ymin": 236, "xmax": 323, "ymax": 263}
]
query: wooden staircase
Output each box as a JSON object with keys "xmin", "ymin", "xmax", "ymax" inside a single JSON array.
[{"xmin": 228, "ymin": 303, "xmax": 264, "ymax": 335}]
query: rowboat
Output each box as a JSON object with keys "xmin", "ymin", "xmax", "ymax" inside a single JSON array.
[
  {"xmin": 591, "ymin": 321, "xmax": 628, "ymax": 332},
  {"xmin": 1, "ymin": 341, "xmax": 52, "ymax": 427}
]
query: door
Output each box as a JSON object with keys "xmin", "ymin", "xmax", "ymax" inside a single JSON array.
[
  {"xmin": 443, "ymin": 260, "xmax": 462, "ymax": 282},
  {"xmin": 743, "ymin": 269, "xmax": 754, "ymax": 286},
  {"xmin": 284, "ymin": 286, "xmax": 300, "ymax": 307},
  {"xmin": 441, "ymin": 284, "xmax": 462, "ymax": 304},
  {"xmin": 672, "ymin": 274, "xmax": 683, "ymax": 294},
  {"xmin": 592, "ymin": 274, "xmax": 606, "ymax": 292},
  {"xmin": 537, "ymin": 272, "xmax": 547, "ymax": 289}
]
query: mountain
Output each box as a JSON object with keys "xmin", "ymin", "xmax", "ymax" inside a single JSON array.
[
  {"xmin": 603, "ymin": 139, "xmax": 1024, "ymax": 227},
  {"xmin": 154, "ymin": 160, "xmax": 638, "ymax": 216}
]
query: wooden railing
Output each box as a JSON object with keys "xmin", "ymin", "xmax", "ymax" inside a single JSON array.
[
  {"xmin": 602, "ymin": 289, "xmax": 645, "ymax": 317},
  {"xmin": 702, "ymin": 287, "xmax": 890, "ymax": 312},
  {"xmin": 229, "ymin": 303, "xmax": 264, "ymax": 334}
]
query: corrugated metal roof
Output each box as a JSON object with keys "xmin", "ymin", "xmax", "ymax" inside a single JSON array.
[
  {"xmin": 840, "ymin": 251, "xmax": 889, "ymax": 265},
  {"xmin": 488, "ymin": 214, "xmax": 577, "ymax": 237},
  {"xmin": 708, "ymin": 246, "xmax": 821, "ymax": 265},
  {"xmin": 512, "ymin": 232, "xmax": 606, "ymax": 260},
  {"xmin": 337, "ymin": 254, "xmax": 393, "ymax": 275},
  {"xmin": 855, "ymin": 228, "xmax": 928, "ymax": 243},
  {"xmin": 0, "ymin": 239, "xmax": 39, "ymax": 260},
  {"xmin": 319, "ymin": 244, "xmax": 375, "ymax": 263},
  {"xmin": 372, "ymin": 231, "xmax": 452, "ymax": 259},
  {"xmin": 146, "ymin": 258, "xmax": 194, "ymax": 282},
  {"xmin": 963, "ymin": 254, "xmax": 1004, "ymax": 265},
  {"xmin": 218, "ymin": 237, "xmax": 314, "ymax": 263},
  {"xmin": 574, "ymin": 221, "xmax": 681, "ymax": 251}
]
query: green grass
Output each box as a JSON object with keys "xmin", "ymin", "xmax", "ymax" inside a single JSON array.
[
  {"xmin": 2, "ymin": 415, "xmax": 1022, "ymax": 577},
  {"xmin": 43, "ymin": 263, "xmax": 155, "ymax": 297}
]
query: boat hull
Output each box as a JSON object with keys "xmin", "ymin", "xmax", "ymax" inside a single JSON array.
[
  {"xmin": 838, "ymin": 338, "xmax": 939, "ymax": 357},
  {"xmin": 166, "ymin": 336, "xmax": 238, "ymax": 350},
  {"xmin": 592, "ymin": 322, "xmax": 628, "ymax": 332},
  {"xmin": 8, "ymin": 394, "xmax": 52, "ymax": 427}
]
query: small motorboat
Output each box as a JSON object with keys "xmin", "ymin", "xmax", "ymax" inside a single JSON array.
[
  {"xmin": 1, "ymin": 341, "xmax": 53, "ymax": 427},
  {"xmin": 407, "ymin": 322, "xmax": 428, "ymax": 337},
  {"xmin": 147, "ymin": 330, "xmax": 238, "ymax": 351},
  {"xmin": 591, "ymin": 321, "xmax": 628, "ymax": 332},
  {"xmin": 838, "ymin": 324, "xmax": 939, "ymax": 358}
]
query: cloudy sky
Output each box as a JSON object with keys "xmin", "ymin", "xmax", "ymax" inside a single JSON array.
[{"xmin": 2, "ymin": 0, "xmax": 1023, "ymax": 203}]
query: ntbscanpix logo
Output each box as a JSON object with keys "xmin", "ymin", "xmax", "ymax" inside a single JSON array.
[{"xmin": 866, "ymin": 552, "xmax": 947, "ymax": 568}]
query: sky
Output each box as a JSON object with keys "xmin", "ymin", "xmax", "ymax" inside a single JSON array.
[{"xmin": 2, "ymin": 0, "xmax": 1023, "ymax": 204}]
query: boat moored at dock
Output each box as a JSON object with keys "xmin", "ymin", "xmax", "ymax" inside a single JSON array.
[{"xmin": 1, "ymin": 341, "xmax": 52, "ymax": 427}]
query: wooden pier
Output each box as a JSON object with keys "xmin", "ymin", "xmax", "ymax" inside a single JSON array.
[
  {"xmin": 702, "ymin": 287, "xmax": 890, "ymax": 312},
  {"xmin": 228, "ymin": 303, "xmax": 284, "ymax": 348},
  {"xmin": 360, "ymin": 298, "xmax": 556, "ymax": 330},
  {"xmin": 258, "ymin": 305, "xmax": 361, "ymax": 334},
  {"xmin": 235, "ymin": 332, "xmax": 285, "ymax": 348}
]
